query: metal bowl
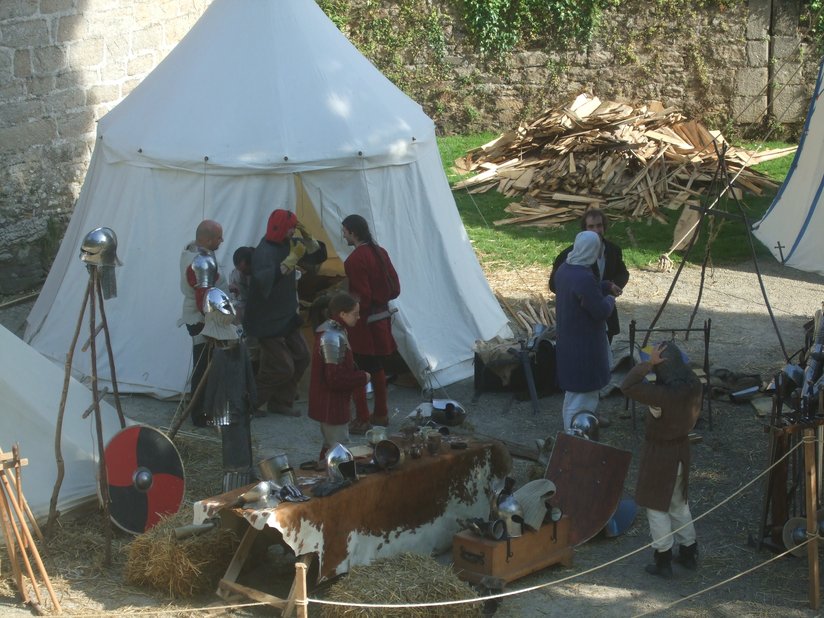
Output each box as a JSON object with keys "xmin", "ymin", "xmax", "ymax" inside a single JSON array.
[{"xmin": 373, "ymin": 439, "xmax": 405, "ymax": 469}]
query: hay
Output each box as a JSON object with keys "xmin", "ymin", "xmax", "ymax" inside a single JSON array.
[
  {"xmin": 124, "ymin": 510, "xmax": 238, "ymax": 599},
  {"xmin": 320, "ymin": 553, "xmax": 483, "ymax": 618}
]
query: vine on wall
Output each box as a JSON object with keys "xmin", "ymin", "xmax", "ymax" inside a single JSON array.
[{"xmin": 314, "ymin": 0, "xmax": 812, "ymax": 134}]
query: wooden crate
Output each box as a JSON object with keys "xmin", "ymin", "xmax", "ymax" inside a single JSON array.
[{"xmin": 451, "ymin": 517, "xmax": 573, "ymax": 585}]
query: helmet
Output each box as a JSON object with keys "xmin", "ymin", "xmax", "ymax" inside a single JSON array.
[
  {"xmin": 570, "ymin": 411, "xmax": 600, "ymax": 441},
  {"xmin": 430, "ymin": 399, "xmax": 467, "ymax": 426},
  {"xmin": 79, "ymin": 227, "xmax": 120, "ymax": 267},
  {"xmin": 203, "ymin": 287, "xmax": 236, "ymax": 316},
  {"xmin": 495, "ymin": 494, "xmax": 524, "ymax": 538},
  {"xmin": 191, "ymin": 252, "xmax": 218, "ymax": 288},
  {"xmin": 326, "ymin": 443, "xmax": 358, "ymax": 482}
]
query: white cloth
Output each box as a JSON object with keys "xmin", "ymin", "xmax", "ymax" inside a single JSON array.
[
  {"xmin": 646, "ymin": 462, "xmax": 696, "ymax": 551},
  {"xmin": 566, "ymin": 230, "xmax": 602, "ymax": 267},
  {"xmin": 562, "ymin": 390, "xmax": 600, "ymax": 430}
]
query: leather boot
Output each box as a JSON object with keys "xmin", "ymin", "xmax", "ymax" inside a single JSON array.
[
  {"xmin": 645, "ymin": 548, "xmax": 673, "ymax": 579},
  {"xmin": 370, "ymin": 369, "xmax": 389, "ymax": 426},
  {"xmin": 674, "ymin": 543, "xmax": 698, "ymax": 570},
  {"xmin": 352, "ymin": 385, "xmax": 371, "ymax": 423}
]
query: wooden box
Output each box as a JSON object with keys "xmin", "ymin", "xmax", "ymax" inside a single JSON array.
[{"xmin": 452, "ymin": 517, "xmax": 573, "ymax": 585}]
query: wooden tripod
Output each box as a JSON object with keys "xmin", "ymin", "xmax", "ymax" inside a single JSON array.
[{"xmin": 46, "ymin": 267, "xmax": 126, "ymax": 565}]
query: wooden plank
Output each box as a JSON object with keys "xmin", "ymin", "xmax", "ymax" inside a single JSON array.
[
  {"xmin": 512, "ymin": 168, "xmax": 535, "ymax": 191},
  {"xmin": 218, "ymin": 579, "xmax": 287, "ymax": 609}
]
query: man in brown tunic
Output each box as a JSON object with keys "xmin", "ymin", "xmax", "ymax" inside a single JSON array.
[{"xmin": 621, "ymin": 341, "xmax": 702, "ymax": 578}]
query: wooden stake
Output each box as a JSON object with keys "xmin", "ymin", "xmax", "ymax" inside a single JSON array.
[
  {"xmin": 47, "ymin": 278, "xmax": 91, "ymax": 536},
  {"xmin": 0, "ymin": 447, "xmax": 43, "ymax": 542},
  {"xmin": 804, "ymin": 429, "xmax": 820, "ymax": 610},
  {"xmin": 0, "ymin": 469, "xmax": 27, "ymax": 603},
  {"xmin": 0, "ymin": 470, "xmax": 46, "ymax": 609}
]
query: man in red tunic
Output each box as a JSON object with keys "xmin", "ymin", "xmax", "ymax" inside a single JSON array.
[{"xmin": 341, "ymin": 215, "xmax": 400, "ymax": 432}]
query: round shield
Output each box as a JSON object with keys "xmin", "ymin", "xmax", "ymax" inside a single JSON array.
[
  {"xmin": 103, "ymin": 425, "xmax": 185, "ymax": 534},
  {"xmin": 782, "ymin": 516, "xmax": 811, "ymax": 558}
]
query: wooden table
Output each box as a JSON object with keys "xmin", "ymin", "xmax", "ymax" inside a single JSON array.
[{"xmin": 193, "ymin": 439, "xmax": 510, "ymax": 615}]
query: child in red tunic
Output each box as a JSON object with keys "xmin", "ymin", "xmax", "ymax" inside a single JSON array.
[{"xmin": 307, "ymin": 292, "xmax": 370, "ymax": 463}]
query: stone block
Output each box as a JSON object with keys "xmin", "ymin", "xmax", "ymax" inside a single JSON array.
[
  {"xmin": 86, "ymin": 84, "xmax": 120, "ymax": 106},
  {"xmin": 132, "ymin": 25, "xmax": 164, "ymax": 53},
  {"xmin": 0, "ymin": 99, "xmax": 43, "ymax": 126},
  {"xmin": 33, "ymin": 46, "xmax": 67, "ymax": 74},
  {"xmin": 0, "ymin": 119, "xmax": 58, "ymax": 153},
  {"xmin": 55, "ymin": 69, "xmax": 87, "ymax": 91},
  {"xmin": 57, "ymin": 15, "xmax": 88, "ymax": 43},
  {"xmin": 27, "ymin": 74, "xmax": 56, "ymax": 96},
  {"xmin": 773, "ymin": 0, "xmax": 800, "ymax": 36},
  {"xmin": 746, "ymin": 40, "xmax": 768, "ymax": 67},
  {"xmin": 0, "ymin": 81, "xmax": 25, "ymax": 101},
  {"xmin": 772, "ymin": 84, "xmax": 812, "ymax": 123},
  {"xmin": 745, "ymin": 0, "xmax": 770, "ymax": 39},
  {"xmin": 0, "ymin": 49, "xmax": 11, "ymax": 76},
  {"xmin": 734, "ymin": 67, "xmax": 768, "ymax": 96},
  {"xmin": 732, "ymin": 94, "xmax": 767, "ymax": 124},
  {"xmin": 772, "ymin": 36, "xmax": 802, "ymax": 61},
  {"xmin": 13, "ymin": 49, "xmax": 31, "ymax": 78},
  {"xmin": 127, "ymin": 54, "xmax": 156, "ymax": 77},
  {"xmin": 67, "ymin": 38, "xmax": 104, "ymax": 67},
  {"xmin": 101, "ymin": 59, "xmax": 126, "ymax": 82},
  {"xmin": 0, "ymin": 0, "xmax": 37, "ymax": 20},
  {"xmin": 1, "ymin": 18, "xmax": 51, "ymax": 48},
  {"xmin": 775, "ymin": 61, "xmax": 805, "ymax": 87},
  {"xmin": 44, "ymin": 87, "xmax": 85, "ymax": 113},
  {"xmin": 40, "ymin": 0, "xmax": 75, "ymax": 14},
  {"xmin": 57, "ymin": 109, "xmax": 95, "ymax": 139},
  {"xmin": 166, "ymin": 15, "xmax": 199, "ymax": 42}
]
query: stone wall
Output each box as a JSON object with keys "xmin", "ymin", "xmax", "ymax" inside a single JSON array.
[
  {"xmin": 0, "ymin": 0, "xmax": 817, "ymax": 293},
  {"xmin": 0, "ymin": 0, "xmax": 210, "ymax": 294}
]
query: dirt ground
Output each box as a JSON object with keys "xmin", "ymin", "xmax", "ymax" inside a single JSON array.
[{"xmin": 1, "ymin": 256, "xmax": 824, "ymax": 617}]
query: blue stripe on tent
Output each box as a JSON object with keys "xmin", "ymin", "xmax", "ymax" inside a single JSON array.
[{"xmin": 753, "ymin": 56, "xmax": 824, "ymax": 256}]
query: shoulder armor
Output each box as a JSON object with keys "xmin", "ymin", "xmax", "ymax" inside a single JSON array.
[
  {"xmin": 191, "ymin": 252, "xmax": 218, "ymax": 288},
  {"xmin": 318, "ymin": 320, "xmax": 349, "ymax": 364}
]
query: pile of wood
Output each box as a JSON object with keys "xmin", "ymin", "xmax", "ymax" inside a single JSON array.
[
  {"xmin": 495, "ymin": 294, "xmax": 554, "ymax": 336},
  {"xmin": 453, "ymin": 94, "xmax": 794, "ymax": 228}
]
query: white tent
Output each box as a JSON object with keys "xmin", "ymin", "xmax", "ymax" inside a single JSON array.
[
  {"xmin": 0, "ymin": 325, "xmax": 122, "ymax": 536},
  {"xmin": 753, "ymin": 58, "xmax": 824, "ymax": 275},
  {"xmin": 25, "ymin": 0, "xmax": 510, "ymax": 398}
]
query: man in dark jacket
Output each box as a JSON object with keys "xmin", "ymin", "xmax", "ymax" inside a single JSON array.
[
  {"xmin": 244, "ymin": 209, "xmax": 323, "ymax": 417},
  {"xmin": 548, "ymin": 208, "xmax": 629, "ymax": 342},
  {"xmin": 621, "ymin": 341, "xmax": 702, "ymax": 579}
]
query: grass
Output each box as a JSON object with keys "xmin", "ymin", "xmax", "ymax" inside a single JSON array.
[{"xmin": 438, "ymin": 133, "xmax": 798, "ymax": 271}]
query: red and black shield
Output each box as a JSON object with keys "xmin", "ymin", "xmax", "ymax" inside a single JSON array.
[
  {"xmin": 103, "ymin": 425, "xmax": 185, "ymax": 534},
  {"xmin": 546, "ymin": 432, "xmax": 632, "ymax": 546}
]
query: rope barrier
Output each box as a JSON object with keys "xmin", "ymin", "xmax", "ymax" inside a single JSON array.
[
  {"xmin": 307, "ymin": 437, "xmax": 807, "ymax": 609},
  {"xmin": 630, "ymin": 537, "xmax": 818, "ymax": 618},
  {"xmin": 58, "ymin": 418, "xmax": 812, "ymax": 615}
]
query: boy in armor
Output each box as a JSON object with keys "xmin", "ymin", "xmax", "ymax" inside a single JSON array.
[{"xmin": 307, "ymin": 292, "xmax": 370, "ymax": 465}]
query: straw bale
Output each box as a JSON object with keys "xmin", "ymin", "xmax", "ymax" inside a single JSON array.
[
  {"xmin": 320, "ymin": 552, "xmax": 483, "ymax": 618},
  {"xmin": 124, "ymin": 510, "xmax": 238, "ymax": 599}
]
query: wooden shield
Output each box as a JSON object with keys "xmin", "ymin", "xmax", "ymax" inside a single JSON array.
[
  {"xmin": 545, "ymin": 432, "xmax": 632, "ymax": 546},
  {"xmin": 104, "ymin": 425, "xmax": 185, "ymax": 534}
]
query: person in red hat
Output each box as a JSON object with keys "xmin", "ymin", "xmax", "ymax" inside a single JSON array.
[{"xmin": 244, "ymin": 209, "xmax": 324, "ymax": 417}]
